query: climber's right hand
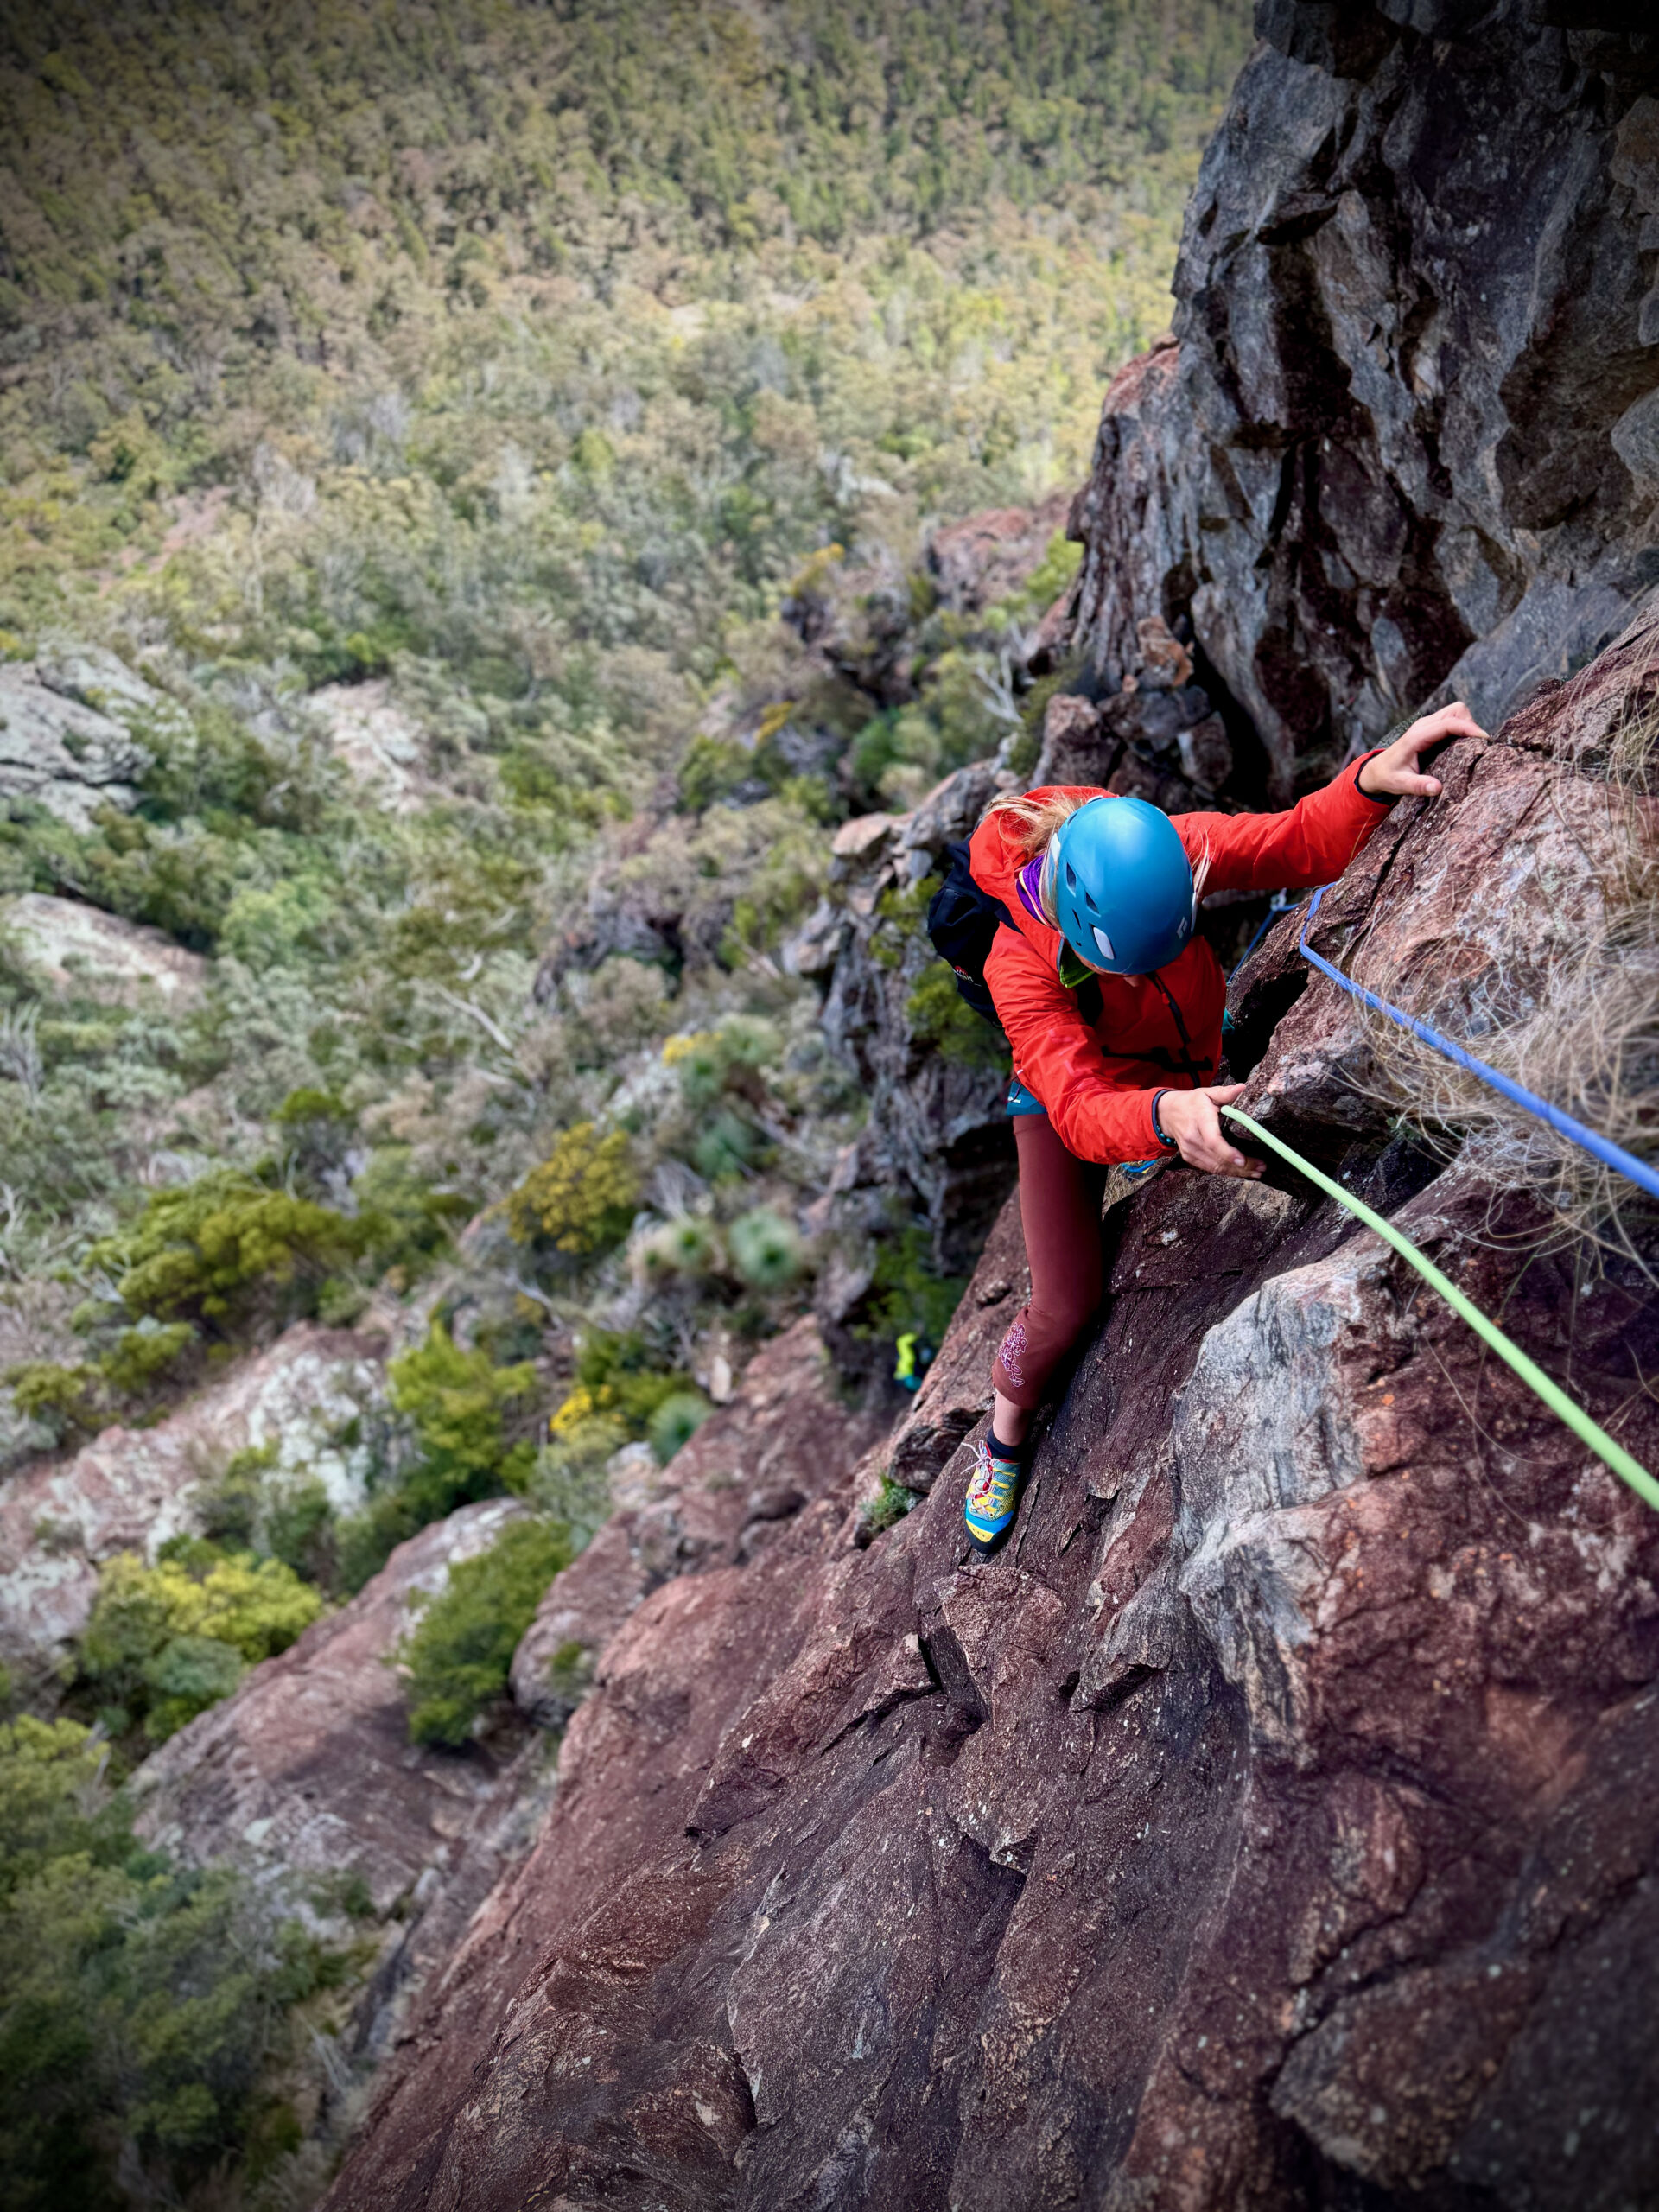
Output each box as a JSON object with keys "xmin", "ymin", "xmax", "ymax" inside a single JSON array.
[{"xmin": 1154, "ymin": 1083, "xmax": 1264, "ymax": 1179}]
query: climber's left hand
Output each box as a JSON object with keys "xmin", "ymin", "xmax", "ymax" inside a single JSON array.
[{"xmin": 1357, "ymin": 702, "xmax": 1487, "ymax": 801}]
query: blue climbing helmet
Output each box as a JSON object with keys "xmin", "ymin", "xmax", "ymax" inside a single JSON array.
[{"xmin": 1047, "ymin": 795, "xmax": 1196, "ymax": 975}]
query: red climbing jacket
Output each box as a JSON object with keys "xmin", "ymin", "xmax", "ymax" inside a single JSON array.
[{"xmin": 968, "ymin": 758, "xmax": 1392, "ymax": 1164}]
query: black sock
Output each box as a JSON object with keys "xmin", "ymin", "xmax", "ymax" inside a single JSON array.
[{"xmin": 988, "ymin": 1430, "xmax": 1022, "ymax": 1461}]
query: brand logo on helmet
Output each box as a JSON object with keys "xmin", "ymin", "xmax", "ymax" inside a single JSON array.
[{"xmin": 1092, "ymin": 925, "xmax": 1115, "ymax": 962}]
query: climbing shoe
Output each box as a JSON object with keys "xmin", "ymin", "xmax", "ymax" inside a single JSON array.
[{"xmin": 963, "ymin": 1435, "xmax": 1025, "ymax": 1557}]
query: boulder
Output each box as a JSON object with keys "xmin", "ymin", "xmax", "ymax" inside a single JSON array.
[
  {"xmin": 310, "ymin": 678, "xmax": 430, "ymax": 814},
  {"xmin": 322, "ymin": 617, "xmax": 1659, "ymax": 2209},
  {"xmin": 0, "ymin": 1323, "xmax": 385, "ymax": 1663},
  {"xmin": 2, "ymin": 892, "xmax": 207, "ymax": 1004}
]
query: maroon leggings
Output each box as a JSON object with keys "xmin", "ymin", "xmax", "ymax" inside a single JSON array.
[{"xmin": 991, "ymin": 1114, "xmax": 1108, "ymax": 1411}]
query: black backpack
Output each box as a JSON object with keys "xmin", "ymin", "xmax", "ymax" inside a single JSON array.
[{"xmin": 926, "ymin": 840, "xmax": 1102, "ymax": 1027}]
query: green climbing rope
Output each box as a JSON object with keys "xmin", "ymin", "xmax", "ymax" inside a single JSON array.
[{"xmin": 1220, "ymin": 1106, "xmax": 1659, "ymax": 1514}]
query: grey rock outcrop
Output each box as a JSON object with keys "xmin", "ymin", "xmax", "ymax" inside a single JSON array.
[
  {"xmin": 1050, "ymin": 5, "xmax": 1659, "ymax": 801},
  {"xmin": 2, "ymin": 891, "xmax": 207, "ymax": 1004},
  {"xmin": 0, "ymin": 1323, "xmax": 385, "ymax": 1664},
  {"xmin": 0, "ymin": 649, "xmax": 170, "ymax": 828}
]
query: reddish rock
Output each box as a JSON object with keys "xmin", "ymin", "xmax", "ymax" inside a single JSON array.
[
  {"xmin": 130, "ymin": 1497, "xmax": 542, "ymax": 2053},
  {"xmin": 925, "ymin": 491, "xmax": 1071, "ymax": 617},
  {"xmin": 325, "ymin": 607, "xmax": 1659, "ymax": 2210}
]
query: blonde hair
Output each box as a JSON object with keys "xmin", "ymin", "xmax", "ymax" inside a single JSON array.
[
  {"xmin": 983, "ymin": 788, "xmax": 1084, "ymax": 925},
  {"xmin": 982, "ymin": 787, "xmax": 1210, "ymax": 933}
]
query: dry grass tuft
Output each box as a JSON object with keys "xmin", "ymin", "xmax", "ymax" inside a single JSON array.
[{"xmin": 1350, "ymin": 620, "xmax": 1659, "ymax": 1272}]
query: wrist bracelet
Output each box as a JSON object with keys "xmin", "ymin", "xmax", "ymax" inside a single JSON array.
[{"xmin": 1151, "ymin": 1090, "xmax": 1178, "ymax": 1148}]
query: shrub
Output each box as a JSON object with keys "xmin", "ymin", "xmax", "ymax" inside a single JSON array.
[
  {"xmin": 336, "ymin": 1324, "xmax": 540, "ymax": 1593},
  {"xmin": 387, "ymin": 1322, "xmax": 538, "ymax": 1503},
  {"xmin": 862, "ymin": 1472, "xmax": 919, "ymax": 1535},
  {"xmin": 906, "ymin": 962, "xmax": 1009, "ymax": 1069},
  {"xmin": 352, "ymin": 1145, "xmax": 471, "ymax": 1277},
  {"xmin": 398, "ymin": 1516, "xmax": 572, "ymax": 1745},
  {"xmin": 79, "ymin": 1543, "xmax": 325, "ymax": 1743},
  {"xmin": 194, "ymin": 1442, "xmax": 277, "ymax": 1553},
  {"xmin": 728, "ymin": 1207, "xmax": 804, "ymax": 1287},
  {"xmin": 0, "ymin": 1716, "xmax": 123, "ymax": 1890},
  {"xmin": 693, "ymin": 1108, "xmax": 762, "ymax": 1181},
  {"xmin": 264, "ymin": 1473, "xmax": 337, "ymax": 1586},
  {"xmin": 530, "ymin": 1414, "xmax": 628, "ymax": 1548},
  {"xmin": 0, "ymin": 1715, "xmax": 344, "ymax": 2207},
  {"xmin": 637, "ymin": 1215, "xmax": 720, "ymax": 1281},
  {"xmin": 666, "ymin": 1016, "xmax": 780, "ymax": 1103},
  {"xmin": 646, "ymin": 1390, "xmax": 712, "ymax": 1465},
  {"xmin": 334, "ymin": 1496, "xmax": 420, "ymax": 1599},
  {"xmin": 506, "ymin": 1122, "xmax": 639, "ymax": 1255},
  {"xmin": 5, "ymin": 1321, "xmax": 196, "ymax": 1444},
  {"xmin": 547, "ymin": 1329, "xmax": 689, "ymax": 1444},
  {"xmin": 85, "ymin": 1171, "xmax": 365, "ymax": 1335},
  {"xmin": 3, "ymin": 1361, "xmax": 97, "ymax": 1446},
  {"xmin": 96, "ymin": 1319, "xmax": 196, "ymax": 1396},
  {"xmin": 219, "ymin": 875, "xmax": 337, "ymax": 970},
  {"xmin": 855, "ymin": 1227, "xmax": 967, "ymax": 1358},
  {"xmin": 664, "ymin": 1030, "xmax": 726, "ymax": 1106},
  {"xmin": 678, "ymin": 730, "xmax": 789, "ymax": 812}
]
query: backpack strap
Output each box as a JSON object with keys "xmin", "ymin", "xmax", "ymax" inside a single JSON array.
[
  {"xmin": 1149, "ymin": 972, "xmax": 1207, "ymax": 1087},
  {"xmin": 926, "ymin": 842, "xmax": 1015, "ymax": 1022}
]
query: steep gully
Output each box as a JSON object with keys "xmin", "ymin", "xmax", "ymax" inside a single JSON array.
[{"xmin": 168, "ymin": 6, "xmax": 1659, "ymax": 2205}]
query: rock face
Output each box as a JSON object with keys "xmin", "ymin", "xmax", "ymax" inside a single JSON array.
[
  {"xmin": 509, "ymin": 1318, "xmax": 889, "ymax": 1729},
  {"xmin": 0, "ymin": 1323, "xmax": 385, "ymax": 1664},
  {"xmin": 2, "ymin": 891, "xmax": 208, "ymax": 1004},
  {"xmin": 1049, "ymin": 5, "xmax": 1659, "ymax": 803},
  {"xmin": 925, "ymin": 490, "xmax": 1071, "ymax": 616},
  {"xmin": 808, "ymin": 762, "xmax": 1017, "ymax": 1281},
  {"xmin": 0, "ymin": 649, "xmax": 165, "ymax": 827},
  {"xmin": 310, "ymin": 678, "xmax": 431, "ymax": 815},
  {"xmin": 130, "ymin": 1497, "xmax": 543, "ymax": 2061},
  {"xmin": 322, "ymin": 613, "xmax": 1659, "ymax": 2207}
]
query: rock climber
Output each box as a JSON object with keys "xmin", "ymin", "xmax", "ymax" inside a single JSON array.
[{"xmin": 960, "ymin": 700, "xmax": 1485, "ymax": 1555}]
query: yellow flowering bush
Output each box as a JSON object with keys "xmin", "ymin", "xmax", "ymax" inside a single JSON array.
[
  {"xmin": 80, "ymin": 1543, "xmax": 325, "ymax": 1743},
  {"xmin": 506, "ymin": 1123, "xmax": 639, "ymax": 1255}
]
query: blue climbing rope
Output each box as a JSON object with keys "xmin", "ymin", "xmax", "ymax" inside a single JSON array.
[
  {"xmin": 1228, "ymin": 890, "xmax": 1294, "ymax": 980},
  {"xmin": 1296, "ymin": 885, "xmax": 1659, "ymax": 1205}
]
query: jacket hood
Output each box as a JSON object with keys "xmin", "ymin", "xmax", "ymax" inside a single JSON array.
[{"xmin": 967, "ymin": 785, "xmax": 1104, "ymax": 959}]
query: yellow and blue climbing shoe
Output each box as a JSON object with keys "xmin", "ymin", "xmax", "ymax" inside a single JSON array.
[{"xmin": 963, "ymin": 1435, "xmax": 1025, "ymax": 1556}]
